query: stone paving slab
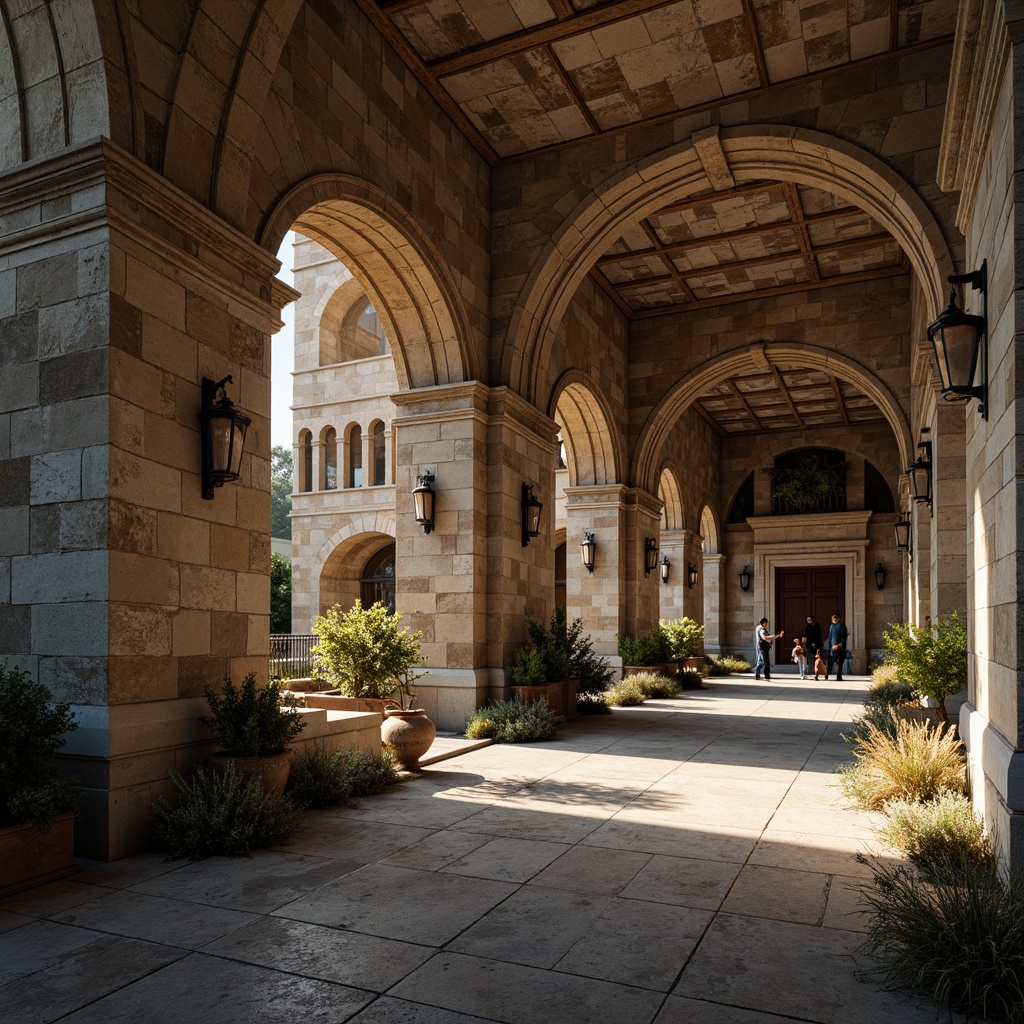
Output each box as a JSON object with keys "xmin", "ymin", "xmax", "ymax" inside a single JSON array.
[{"xmin": 0, "ymin": 676, "xmax": 966, "ymax": 1024}]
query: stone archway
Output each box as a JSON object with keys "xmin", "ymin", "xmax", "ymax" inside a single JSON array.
[
  {"xmin": 634, "ymin": 343, "xmax": 913, "ymax": 495},
  {"xmin": 503, "ymin": 125, "xmax": 953, "ymax": 407},
  {"xmin": 309, "ymin": 513, "xmax": 396, "ymax": 623},
  {"xmin": 550, "ymin": 370, "xmax": 621, "ymax": 487},
  {"xmin": 260, "ymin": 174, "xmax": 476, "ymax": 390}
]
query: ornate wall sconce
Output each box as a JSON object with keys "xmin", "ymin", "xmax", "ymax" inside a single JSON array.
[
  {"xmin": 660, "ymin": 556, "xmax": 670, "ymax": 584},
  {"xmin": 738, "ymin": 565, "xmax": 751, "ymax": 592},
  {"xmin": 908, "ymin": 429, "xmax": 932, "ymax": 507},
  {"xmin": 581, "ymin": 532, "xmax": 596, "ymax": 573},
  {"xmin": 874, "ymin": 564, "xmax": 886, "ymax": 590},
  {"xmin": 412, "ymin": 471, "xmax": 436, "ymax": 533},
  {"xmin": 687, "ymin": 562, "xmax": 698, "ymax": 588},
  {"xmin": 928, "ymin": 260, "xmax": 988, "ymax": 418},
  {"xmin": 521, "ymin": 484, "xmax": 542, "ymax": 547},
  {"xmin": 199, "ymin": 376, "xmax": 251, "ymax": 500},
  {"xmin": 643, "ymin": 536, "xmax": 659, "ymax": 576}
]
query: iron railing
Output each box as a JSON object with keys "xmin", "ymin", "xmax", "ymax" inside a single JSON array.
[{"xmin": 270, "ymin": 633, "xmax": 317, "ymax": 680}]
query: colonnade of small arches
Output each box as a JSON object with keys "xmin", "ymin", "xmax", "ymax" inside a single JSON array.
[{"xmin": 294, "ymin": 419, "xmax": 392, "ymax": 494}]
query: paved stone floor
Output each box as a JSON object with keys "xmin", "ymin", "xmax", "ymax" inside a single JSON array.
[{"xmin": 1, "ymin": 675, "xmax": 959, "ymax": 1024}]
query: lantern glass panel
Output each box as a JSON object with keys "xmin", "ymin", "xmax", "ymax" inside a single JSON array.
[
  {"xmin": 910, "ymin": 462, "xmax": 930, "ymax": 503},
  {"xmin": 209, "ymin": 417, "xmax": 233, "ymax": 476},
  {"xmin": 941, "ymin": 323, "xmax": 980, "ymax": 395},
  {"xmin": 894, "ymin": 519, "xmax": 911, "ymax": 549},
  {"xmin": 229, "ymin": 420, "xmax": 246, "ymax": 476},
  {"xmin": 527, "ymin": 501, "xmax": 542, "ymax": 536},
  {"xmin": 413, "ymin": 487, "xmax": 434, "ymax": 525}
]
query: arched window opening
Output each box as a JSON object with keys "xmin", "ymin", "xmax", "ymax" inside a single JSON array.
[
  {"xmin": 728, "ymin": 473, "xmax": 754, "ymax": 524},
  {"xmin": 323, "ymin": 427, "xmax": 337, "ymax": 490},
  {"xmin": 360, "ymin": 544, "xmax": 395, "ymax": 612},
  {"xmin": 299, "ymin": 430, "xmax": 313, "ymax": 493},
  {"xmin": 348, "ymin": 425, "xmax": 362, "ymax": 488},
  {"xmin": 372, "ymin": 422, "xmax": 386, "ymax": 486},
  {"xmin": 356, "ymin": 303, "xmax": 390, "ymax": 354},
  {"xmin": 865, "ymin": 461, "xmax": 896, "ymax": 513}
]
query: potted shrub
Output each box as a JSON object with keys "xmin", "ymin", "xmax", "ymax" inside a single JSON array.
[
  {"xmin": 0, "ymin": 662, "xmax": 79, "ymax": 897},
  {"xmin": 199, "ymin": 672, "xmax": 306, "ymax": 796},
  {"xmin": 616, "ymin": 628, "xmax": 664, "ymax": 676},
  {"xmin": 661, "ymin": 617, "xmax": 706, "ymax": 671},
  {"xmin": 310, "ymin": 600, "xmax": 434, "ymax": 768}
]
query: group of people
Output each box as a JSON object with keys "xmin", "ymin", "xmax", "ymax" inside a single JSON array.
[{"xmin": 754, "ymin": 613, "xmax": 848, "ymax": 682}]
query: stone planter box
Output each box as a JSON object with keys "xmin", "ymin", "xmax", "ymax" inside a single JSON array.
[
  {"xmin": 511, "ymin": 679, "xmax": 578, "ymax": 721},
  {"xmin": 0, "ymin": 813, "xmax": 77, "ymax": 898}
]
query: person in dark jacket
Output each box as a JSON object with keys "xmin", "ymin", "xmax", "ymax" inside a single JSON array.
[
  {"xmin": 826, "ymin": 613, "xmax": 848, "ymax": 681},
  {"xmin": 804, "ymin": 615, "xmax": 823, "ymax": 663}
]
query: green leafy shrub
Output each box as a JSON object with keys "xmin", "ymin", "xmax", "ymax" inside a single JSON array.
[
  {"xmin": 877, "ymin": 790, "xmax": 992, "ymax": 879},
  {"xmin": 465, "ymin": 697, "xmax": 558, "ymax": 742},
  {"xmin": 151, "ymin": 764, "xmax": 303, "ymax": 860},
  {"xmin": 660, "ymin": 617, "xmax": 705, "ymax": 660},
  {"xmin": 199, "ymin": 673, "xmax": 305, "ymax": 756},
  {"xmin": 839, "ymin": 714, "xmax": 965, "ymax": 810},
  {"xmin": 615, "ymin": 629, "xmax": 664, "ymax": 666},
  {"xmin": 509, "ymin": 610, "xmax": 613, "ymax": 696},
  {"xmin": 704, "ymin": 657, "xmax": 729, "ymax": 677},
  {"xmin": 270, "ymin": 552, "xmax": 291, "ymax": 634},
  {"xmin": 287, "ymin": 743, "xmax": 398, "ymax": 807},
  {"xmin": 0, "ymin": 662, "xmax": 78, "ymax": 833},
  {"xmin": 311, "ymin": 600, "xmax": 423, "ymax": 700},
  {"xmin": 883, "ymin": 613, "xmax": 967, "ymax": 726},
  {"xmin": 858, "ymin": 857, "xmax": 1024, "ymax": 1023},
  {"xmin": 506, "ymin": 646, "xmax": 547, "ymax": 687}
]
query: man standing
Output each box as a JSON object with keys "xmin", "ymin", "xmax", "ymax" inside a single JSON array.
[
  {"xmin": 804, "ymin": 615, "xmax": 823, "ymax": 664},
  {"xmin": 827, "ymin": 613, "xmax": 848, "ymax": 681},
  {"xmin": 754, "ymin": 617, "xmax": 784, "ymax": 681}
]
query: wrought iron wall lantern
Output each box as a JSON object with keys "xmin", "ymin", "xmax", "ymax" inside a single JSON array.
[
  {"xmin": 199, "ymin": 375, "xmax": 251, "ymax": 500},
  {"xmin": 581, "ymin": 532, "xmax": 596, "ymax": 573},
  {"xmin": 738, "ymin": 565, "xmax": 751, "ymax": 592},
  {"xmin": 874, "ymin": 563, "xmax": 886, "ymax": 590},
  {"xmin": 927, "ymin": 260, "xmax": 988, "ymax": 418},
  {"xmin": 687, "ymin": 562, "xmax": 698, "ymax": 588},
  {"xmin": 660, "ymin": 556, "xmax": 670, "ymax": 584},
  {"xmin": 412, "ymin": 471, "xmax": 436, "ymax": 534},
  {"xmin": 643, "ymin": 536, "xmax": 659, "ymax": 576},
  {"xmin": 521, "ymin": 483, "xmax": 543, "ymax": 547},
  {"xmin": 894, "ymin": 515, "xmax": 912, "ymax": 561},
  {"xmin": 908, "ymin": 429, "xmax": 932, "ymax": 507}
]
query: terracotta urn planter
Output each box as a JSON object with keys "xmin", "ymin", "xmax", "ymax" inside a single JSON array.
[
  {"xmin": 381, "ymin": 708, "xmax": 436, "ymax": 770},
  {"xmin": 209, "ymin": 750, "xmax": 294, "ymax": 797},
  {"xmin": 0, "ymin": 813, "xmax": 77, "ymax": 898}
]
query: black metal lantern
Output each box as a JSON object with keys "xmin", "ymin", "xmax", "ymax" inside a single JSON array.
[
  {"xmin": 199, "ymin": 376, "xmax": 251, "ymax": 500},
  {"xmin": 739, "ymin": 565, "xmax": 751, "ymax": 592},
  {"xmin": 927, "ymin": 261, "xmax": 987, "ymax": 417},
  {"xmin": 581, "ymin": 532, "xmax": 596, "ymax": 573},
  {"xmin": 643, "ymin": 536, "xmax": 659, "ymax": 576},
  {"xmin": 687, "ymin": 562, "xmax": 698, "ymax": 588},
  {"xmin": 908, "ymin": 435, "xmax": 932, "ymax": 506},
  {"xmin": 893, "ymin": 515, "xmax": 912, "ymax": 553},
  {"xmin": 522, "ymin": 483, "xmax": 542, "ymax": 547},
  {"xmin": 660, "ymin": 556, "xmax": 670, "ymax": 584},
  {"xmin": 874, "ymin": 563, "xmax": 886, "ymax": 590},
  {"xmin": 412, "ymin": 472, "xmax": 436, "ymax": 533}
]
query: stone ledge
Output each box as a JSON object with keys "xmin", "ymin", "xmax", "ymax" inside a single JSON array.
[{"xmin": 960, "ymin": 701, "xmax": 1024, "ymax": 811}]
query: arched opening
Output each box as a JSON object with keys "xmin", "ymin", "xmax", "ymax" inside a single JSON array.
[
  {"xmin": 321, "ymin": 427, "xmax": 338, "ymax": 491},
  {"xmin": 371, "ymin": 421, "xmax": 387, "ymax": 487},
  {"xmin": 700, "ymin": 506, "xmax": 719, "ymax": 556},
  {"xmin": 550, "ymin": 372, "xmax": 620, "ymax": 487},
  {"xmin": 361, "ymin": 544, "xmax": 396, "ymax": 612},
  {"xmin": 658, "ymin": 467, "xmax": 684, "ymax": 532},
  {"xmin": 314, "ymin": 519, "xmax": 396, "ymax": 621},
  {"xmin": 346, "ymin": 424, "xmax": 362, "ymax": 489},
  {"xmin": 298, "ymin": 430, "xmax": 313, "ymax": 493}
]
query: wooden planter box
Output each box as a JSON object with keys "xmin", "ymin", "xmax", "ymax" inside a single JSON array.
[
  {"xmin": 683, "ymin": 656, "xmax": 705, "ymax": 671},
  {"xmin": 302, "ymin": 694, "xmax": 393, "ymax": 714},
  {"xmin": 623, "ymin": 665, "xmax": 658, "ymax": 677},
  {"xmin": 0, "ymin": 813, "xmax": 77, "ymax": 898},
  {"xmin": 511, "ymin": 679, "xmax": 578, "ymax": 721}
]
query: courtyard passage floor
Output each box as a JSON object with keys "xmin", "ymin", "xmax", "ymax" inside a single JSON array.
[{"xmin": 0, "ymin": 675, "xmax": 959, "ymax": 1024}]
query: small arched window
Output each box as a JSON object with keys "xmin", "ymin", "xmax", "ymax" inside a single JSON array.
[
  {"xmin": 360, "ymin": 544, "xmax": 395, "ymax": 612},
  {"xmin": 347, "ymin": 425, "xmax": 362, "ymax": 488},
  {"xmin": 372, "ymin": 422, "xmax": 386, "ymax": 486},
  {"xmin": 323, "ymin": 427, "xmax": 337, "ymax": 490},
  {"xmin": 299, "ymin": 430, "xmax": 313, "ymax": 493}
]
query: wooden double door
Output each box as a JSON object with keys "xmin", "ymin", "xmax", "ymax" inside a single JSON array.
[{"xmin": 775, "ymin": 566, "xmax": 844, "ymax": 662}]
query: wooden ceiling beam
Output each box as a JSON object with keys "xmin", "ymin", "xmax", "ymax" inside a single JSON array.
[
  {"xmin": 727, "ymin": 379, "xmax": 764, "ymax": 432},
  {"xmin": 831, "ymin": 376, "xmax": 851, "ymax": 426},
  {"xmin": 692, "ymin": 401, "xmax": 728, "ymax": 437},
  {"xmin": 783, "ymin": 180, "xmax": 820, "ymax": 284},
  {"xmin": 640, "ymin": 220, "xmax": 699, "ymax": 304},
  {"xmin": 771, "ymin": 365, "xmax": 805, "ymax": 428},
  {"xmin": 544, "ymin": 43, "xmax": 603, "ymax": 134},
  {"xmin": 740, "ymin": 0, "xmax": 770, "ymax": 90}
]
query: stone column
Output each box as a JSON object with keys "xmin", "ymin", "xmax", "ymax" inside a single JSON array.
[
  {"xmin": 392, "ymin": 384, "xmax": 558, "ymax": 727},
  {"xmin": 703, "ymin": 553, "xmax": 726, "ymax": 655},
  {"xmin": 0, "ymin": 139, "xmax": 297, "ymax": 859},
  {"xmin": 383, "ymin": 427, "xmax": 394, "ymax": 486}
]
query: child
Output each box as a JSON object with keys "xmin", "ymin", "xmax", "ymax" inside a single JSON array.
[
  {"xmin": 814, "ymin": 648, "xmax": 828, "ymax": 681},
  {"xmin": 791, "ymin": 636, "xmax": 806, "ymax": 679}
]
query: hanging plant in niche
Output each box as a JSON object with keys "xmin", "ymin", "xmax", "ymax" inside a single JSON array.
[{"xmin": 766, "ymin": 452, "xmax": 849, "ymax": 514}]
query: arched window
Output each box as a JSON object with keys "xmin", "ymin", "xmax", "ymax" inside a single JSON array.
[
  {"xmin": 372, "ymin": 422, "xmax": 386, "ymax": 486},
  {"xmin": 728, "ymin": 473, "xmax": 754, "ymax": 523},
  {"xmin": 347, "ymin": 425, "xmax": 362, "ymax": 488},
  {"xmin": 360, "ymin": 544, "xmax": 395, "ymax": 612},
  {"xmin": 299, "ymin": 430, "xmax": 313, "ymax": 493},
  {"xmin": 323, "ymin": 427, "xmax": 337, "ymax": 490}
]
